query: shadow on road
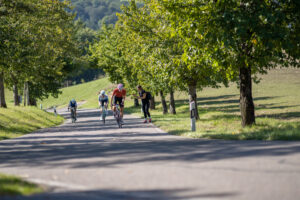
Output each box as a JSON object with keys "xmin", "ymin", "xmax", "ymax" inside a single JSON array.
[
  {"xmin": 1, "ymin": 107, "xmax": 300, "ymax": 169},
  {"xmin": 2, "ymin": 188, "xmax": 238, "ymax": 200}
]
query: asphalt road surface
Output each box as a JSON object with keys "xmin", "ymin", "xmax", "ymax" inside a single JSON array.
[{"xmin": 1, "ymin": 109, "xmax": 300, "ymax": 200}]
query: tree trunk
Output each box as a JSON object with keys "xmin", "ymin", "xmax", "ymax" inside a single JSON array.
[
  {"xmin": 188, "ymin": 83, "xmax": 199, "ymax": 120},
  {"xmin": 13, "ymin": 84, "xmax": 20, "ymax": 106},
  {"xmin": 0, "ymin": 71, "xmax": 7, "ymax": 108},
  {"xmin": 134, "ymin": 98, "xmax": 139, "ymax": 107},
  {"xmin": 150, "ymin": 95, "xmax": 155, "ymax": 110},
  {"xmin": 239, "ymin": 65, "xmax": 255, "ymax": 127},
  {"xmin": 29, "ymin": 97, "xmax": 37, "ymax": 106},
  {"xmin": 27, "ymin": 83, "xmax": 36, "ymax": 106},
  {"xmin": 160, "ymin": 91, "xmax": 168, "ymax": 114},
  {"xmin": 169, "ymin": 89, "xmax": 176, "ymax": 114},
  {"xmin": 23, "ymin": 82, "xmax": 27, "ymax": 106}
]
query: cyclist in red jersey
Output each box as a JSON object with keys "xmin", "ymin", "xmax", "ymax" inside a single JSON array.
[{"xmin": 111, "ymin": 84, "xmax": 126, "ymax": 123}]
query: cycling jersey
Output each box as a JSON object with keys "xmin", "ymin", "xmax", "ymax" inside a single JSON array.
[
  {"xmin": 99, "ymin": 94, "xmax": 109, "ymax": 102},
  {"xmin": 112, "ymin": 88, "xmax": 126, "ymax": 98},
  {"xmin": 69, "ymin": 101, "xmax": 77, "ymax": 108}
]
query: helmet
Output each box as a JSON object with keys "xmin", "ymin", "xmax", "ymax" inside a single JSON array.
[
  {"xmin": 117, "ymin": 83, "xmax": 123, "ymax": 91},
  {"xmin": 100, "ymin": 90, "xmax": 105, "ymax": 95},
  {"xmin": 71, "ymin": 98, "xmax": 75, "ymax": 102}
]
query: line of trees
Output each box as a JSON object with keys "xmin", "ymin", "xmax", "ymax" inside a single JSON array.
[
  {"xmin": 0, "ymin": 0, "xmax": 93, "ymax": 107},
  {"xmin": 91, "ymin": 0, "xmax": 299, "ymax": 127}
]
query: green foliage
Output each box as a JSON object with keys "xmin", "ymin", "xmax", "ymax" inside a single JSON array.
[
  {"xmin": 91, "ymin": 0, "xmax": 299, "ymax": 124},
  {"xmin": 69, "ymin": 0, "xmax": 129, "ymax": 29},
  {"xmin": 0, "ymin": 0, "xmax": 79, "ymax": 102},
  {"xmin": 0, "ymin": 173, "xmax": 43, "ymax": 196}
]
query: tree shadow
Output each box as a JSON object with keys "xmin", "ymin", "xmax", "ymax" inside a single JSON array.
[
  {"xmin": 2, "ymin": 188, "xmax": 239, "ymax": 200},
  {"xmin": 258, "ymin": 112, "xmax": 300, "ymax": 120}
]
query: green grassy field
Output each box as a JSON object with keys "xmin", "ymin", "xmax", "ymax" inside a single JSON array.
[
  {"xmin": 38, "ymin": 77, "xmax": 113, "ymax": 109},
  {"xmin": 127, "ymin": 68, "xmax": 300, "ymax": 140},
  {"xmin": 0, "ymin": 106, "xmax": 64, "ymax": 141},
  {"xmin": 0, "ymin": 173, "xmax": 43, "ymax": 196},
  {"xmin": 38, "ymin": 68, "xmax": 300, "ymax": 140}
]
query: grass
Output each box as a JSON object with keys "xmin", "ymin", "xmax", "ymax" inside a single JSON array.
[
  {"xmin": 38, "ymin": 68, "xmax": 300, "ymax": 140},
  {"xmin": 126, "ymin": 68, "xmax": 300, "ymax": 140},
  {"xmin": 38, "ymin": 77, "xmax": 113, "ymax": 109},
  {"xmin": 0, "ymin": 106, "xmax": 64, "ymax": 141},
  {"xmin": 0, "ymin": 173, "xmax": 43, "ymax": 196}
]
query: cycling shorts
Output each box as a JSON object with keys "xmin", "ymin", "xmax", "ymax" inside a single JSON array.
[
  {"xmin": 114, "ymin": 97, "xmax": 124, "ymax": 108},
  {"xmin": 100, "ymin": 99, "xmax": 108, "ymax": 107}
]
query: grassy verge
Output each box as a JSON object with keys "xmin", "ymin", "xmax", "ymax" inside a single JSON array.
[
  {"xmin": 127, "ymin": 68, "xmax": 300, "ymax": 140},
  {"xmin": 0, "ymin": 106, "xmax": 64, "ymax": 141},
  {"xmin": 39, "ymin": 77, "xmax": 113, "ymax": 109},
  {"xmin": 0, "ymin": 173, "xmax": 43, "ymax": 196}
]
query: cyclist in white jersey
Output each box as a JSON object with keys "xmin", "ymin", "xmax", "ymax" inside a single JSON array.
[{"xmin": 98, "ymin": 90, "xmax": 109, "ymax": 118}]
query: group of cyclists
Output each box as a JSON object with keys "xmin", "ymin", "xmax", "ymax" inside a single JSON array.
[{"xmin": 68, "ymin": 84, "xmax": 152, "ymax": 124}]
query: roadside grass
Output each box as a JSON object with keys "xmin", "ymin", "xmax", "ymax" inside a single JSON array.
[
  {"xmin": 127, "ymin": 68, "xmax": 300, "ymax": 140},
  {"xmin": 39, "ymin": 77, "xmax": 113, "ymax": 109},
  {"xmin": 0, "ymin": 106, "xmax": 64, "ymax": 141},
  {"xmin": 0, "ymin": 173, "xmax": 43, "ymax": 196}
]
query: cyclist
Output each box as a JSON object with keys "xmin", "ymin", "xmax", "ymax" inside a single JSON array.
[
  {"xmin": 134, "ymin": 85, "xmax": 152, "ymax": 123},
  {"xmin": 111, "ymin": 84, "xmax": 126, "ymax": 124},
  {"xmin": 98, "ymin": 90, "xmax": 109, "ymax": 119},
  {"xmin": 68, "ymin": 98, "xmax": 77, "ymax": 121}
]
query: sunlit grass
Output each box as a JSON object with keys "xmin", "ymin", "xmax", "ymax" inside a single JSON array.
[
  {"xmin": 0, "ymin": 106, "xmax": 64, "ymax": 141},
  {"xmin": 39, "ymin": 77, "xmax": 113, "ymax": 109},
  {"xmin": 127, "ymin": 68, "xmax": 300, "ymax": 140},
  {"xmin": 0, "ymin": 173, "xmax": 43, "ymax": 196}
]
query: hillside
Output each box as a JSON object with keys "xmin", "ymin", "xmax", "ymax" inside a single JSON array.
[
  {"xmin": 0, "ymin": 106, "xmax": 64, "ymax": 140},
  {"xmin": 39, "ymin": 77, "xmax": 113, "ymax": 109},
  {"xmin": 70, "ymin": 0, "xmax": 127, "ymax": 29}
]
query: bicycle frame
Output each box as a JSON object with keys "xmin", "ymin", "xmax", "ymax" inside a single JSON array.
[
  {"xmin": 101, "ymin": 105, "xmax": 107, "ymax": 124},
  {"xmin": 70, "ymin": 107, "xmax": 76, "ymax": 123},
  {"xmin": 114, "ymin": 104, "xmax": 122, "ymax": 128}
]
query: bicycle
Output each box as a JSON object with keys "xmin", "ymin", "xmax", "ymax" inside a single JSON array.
[
  {"xmin": 114, "ymin": 104, "xmax": 122, "ymax": 128},
  {"xmin": 70, "ymin": 107, "xmax": 76, "ymax": 123},
  {"xmin": 100, "ymin": 105, "xmax": 107, "ymax": 124}
]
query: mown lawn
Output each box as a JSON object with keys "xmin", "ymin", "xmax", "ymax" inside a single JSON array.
[
  {"xmin": 127, "ymin": 68, "xmax": 300, "ymax": 140},
  {"xmin": 39, "ymin": 77, "xmax": 113, "ymax": 109},
  {"xmin": 0, "ymin": 173, "xmax": 43, "ymax": 196},
  {"xmin": 0, "ymin": 106, "xmax": 64, "ymax": 141}
]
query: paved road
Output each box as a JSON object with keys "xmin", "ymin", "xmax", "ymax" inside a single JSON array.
[{"xmin": 1, "ymin": 109, "xmax": 300, "ymax": 200}]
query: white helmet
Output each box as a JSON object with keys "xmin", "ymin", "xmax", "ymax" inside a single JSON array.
[{"xmin": 100, "ymin": 90, "xmax": 105, "ymax": 95}]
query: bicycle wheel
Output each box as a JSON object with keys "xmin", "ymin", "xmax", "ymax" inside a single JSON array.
[
  {"xmin": 102, "ymin": 114, "xmax": 106, "ymax": 124},
  {"xmin": 71, "ymin": 109, "xmax": 75, "ymax": 123}
]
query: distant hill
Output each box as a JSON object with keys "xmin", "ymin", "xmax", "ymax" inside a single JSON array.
[{"xmin": 70, "ymin": 0, "xmax": 128, "ymax": 30}]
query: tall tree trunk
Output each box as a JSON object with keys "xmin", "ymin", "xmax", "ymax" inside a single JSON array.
[
  {"xmin": 134, "ymin": 98, "xmax": 139, "ymax": 107},
  {"xmin": 160, "ymin": 91, "xmax": 168, "ymax": 114},
  {"xmin": 29, "ymin": 97, "xmax": 37, "ymax": 106},
  {"xmin": 239, "ymin": 65, "xmax": 255, "ymax": 127},
  {"xmin": 27, "ymin": 83, "xmax": 36, "ymax": 106},
  {"xmin": 24, "ymin": 82, "xmax": 30, "ymax": 106},
  {"xmin": 0, "ymin": 71, "xmax": 7, "ymax": 108},
  {"xmin": 23, "ymin": 82, "xmax": 27, "ymax": 106},
  {"xmin": 169, "ymin": 89, "xmax": 176, "ymax": 114},
  {"xmin": 150, "ymin": 95, "xmax": 155, "ymax": 110},
  {"xmin": 188, "ymin": 83, "xmax": 199, "ymax": 120},
  {"xmin": 13, "ymin": 84, "xmax": 20, "ymax": 106}
]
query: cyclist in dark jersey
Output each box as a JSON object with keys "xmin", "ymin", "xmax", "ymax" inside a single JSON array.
[
  {"xmin": 68, "ymin": 98, "xmax": 77, "ymax": 121},
  {"xmin": 134, "ymin": 85, "xmax": 151, "ymax": 123},
  {"xmin": 111, "ymin": 84, "xmax": 126, "ymax": 123}
]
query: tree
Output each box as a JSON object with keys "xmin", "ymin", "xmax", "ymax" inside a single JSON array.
[
  {"xmin": 116, "ymin": 0, "xmax": 229, "ymax": 119},
  {"xmin": 0, "ymin": 0, "xmax": 78, "ymax": 106},
  {"xmin": 162, "ymin": 0, "xmax": 300, "ymax": 126}
]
